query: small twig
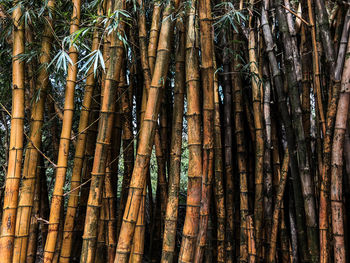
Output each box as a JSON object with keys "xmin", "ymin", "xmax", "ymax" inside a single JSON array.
[
  {"xmin": 34, "ymin": 215, "xmax": 49, "ymax": 224},
  {"xmin": 63, "ymin": 178, "xmax": 92, "ymax": 197},
  {"xmin": 281, "ymin": 4, "xmax": 310, "ymax": 26},
  {"xmin": 71, "ymin": 115, "xmax": 101, "ymax": 140},
  {"xmin": 1, "ymin": 101, "xmax": 57, "ymax": 168},
  {"xmin": 24, "ymin": 133, "xmax": 57, "ymax": 168}
]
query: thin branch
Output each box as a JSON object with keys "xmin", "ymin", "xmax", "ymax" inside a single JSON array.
[{"xmin": 281, "ymin": 4, "xmax": 310, "ymax": 26}]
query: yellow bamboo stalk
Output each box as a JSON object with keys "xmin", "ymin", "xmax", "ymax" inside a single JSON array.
[
  {"xmin": 43, "ymin": 0, "xmax": 82, "ymax": 261},
  {"xmin": 0, "ymin": 1, "xmax": 25, "ymax": 261},
  {"xmin": 12, "ymin": 0, "xmax": 55, "ymax": 262}
]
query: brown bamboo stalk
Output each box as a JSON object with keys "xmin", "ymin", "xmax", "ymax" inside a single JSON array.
[
  {"xmin": 194, "ymin": 0, "xmax": 215, "ymax": 260},
  {"xmin": 319, "ymin": 10, "xmax": 350, "ymax": 263},
  {"xmin": 261, "ymin": 5, "xmax": 310, "ymax": 261},
  {"xmin": 177, "ymin": 0, "xmax": 202, "ymax": 261},
  {"xmin": 330, "ymin": 33, "xmax": 350, "ymax": 263},
  {"xmin": 161, "ymin": 11, "xmax": 185, "ymax": 262},
  {"xmin": 80, "ymin": 1, "xmax": 125, "ymax": 261},
  {"xmin": 52, "ymin": 202, "xmax": 64, "ymax": 263},
  {"xmin": 73, "ymin": 90, "xmax": 100, "ymax": 259},
  {"xmin": 114, "ymin": 0, "xmax": 174, "ymax": 261},
  {"xmin": 231, "ymin": 33, "xmax": 248, "ymax": 262},
  {"xmin": 95, "ymin": 184, "xmax": 107, "ymax": 263},
  {"xmin": 275, "ymin": 1, "xmax": 319, "ymax": 260},
  {"xmin": 104, "ymin": 136, "xmax": 120, "ymax": 263},
  {"xmin": 25, "ymin": 159, "xmax": 43, "ymax": 263},
  {"xmin": 268, "ymin": 149, "xmax": 289, "ymax": 263},
  {"xmin": 220, "ymin": 31, "xmax": 234, "ymax": 263},
  {"xmin": 40, "ymin": 158, "xmax": 50, "ymax": 247},
  {"xmin": 280, "ymin": 201, "xmax": 291, "ymax": 263},
  {"xmin": 247, "ymin": 215, "xmax": 257, "ymax": 263},
  {"xmin": 128, "ymin": 185, "xmax": 146, "ymax": 263},
  {"xmin": 116, "ymin": 66, "xmax": 134, "ymax": 238},
  {"xmin": 148, "ymin": 0, "xmax": 162, "ymax": 75},
  {"xmin": 248, "ymin": 10, "xmax": 264, "ymax": 256},
  {"xmin": 213, "ymin": 56, "xmax": 225, "ymax": 263},
  {"xmin": 307, "ymin": 0, "xmax": 326, "ymax": 136},
  {"xmin": 0, "ymin": 0, "xmax": 25, "ymax": 260},
  {"xmin": 43, "ymin": 0, "xmax": 81, "ymax": 261}
]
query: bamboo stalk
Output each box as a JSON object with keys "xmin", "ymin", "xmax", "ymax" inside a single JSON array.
[
  {"xmin": 80, "ymin": 0, "xmax": 125, "ymax": 260},
  {"xmin": 114, "ymin": 1, "xmax": 174, "ymax": 261},
  {"xmin": 330, "ymin": 32, "xmax": 350, "ymax": 263},
  {"xmin": 248, "ymin": 8, "xmax": 264, "ymax": 256},
  {"xmin": 0, "ymin": 1, "xmax": 25, "ymax": 260},
  {"xmin": 194, "ymin": 0, "xmax": 215, "ymax": 259},
  {"xmin": 12, "ymin": 0, "xmax": 55, "ymax": 261},
  {"xmin": 161, "ymin": 10, "xmax": 185, "ymax": 262},
  {"xmin": 178, "ymin": 0, "xmax": 202, "ymax": 261},
  {"xmin": 268, "ymin": 149, "xmax": 289, "ymax": 263},
  {"xmin": 58, "ymin": 8, "xmax": 102, "ymax": 262},
  {"xmin": 43, "ymin": 0, "xmax": 82, "ymax": 261}
]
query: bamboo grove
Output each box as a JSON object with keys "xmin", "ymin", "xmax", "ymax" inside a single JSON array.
[{"xmin": 1, "ymin": 0, "xmax": 350, "ymax": 261}]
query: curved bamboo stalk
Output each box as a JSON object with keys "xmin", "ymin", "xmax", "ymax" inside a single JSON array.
[
  {"xmin": 268, "ymin": 149, "xmax": 289, "ymax": 263},
  {"xmin": 43, "ymin": 0, "xmax": 82, "ymax": 261},
  {"xmin": 114, "ymin": 1, "xmax": 174, "ymax": 261},
  {"xmin": 330, "ymin": 33, "xmax": 350, "ymax": 263},
  {"xmin": 0, "ymin": 1, "xmax": 25, "ymax": 261},
  {"xmin": 161, "ymin": 11, "xmax": 185, "ymax": 262}
]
